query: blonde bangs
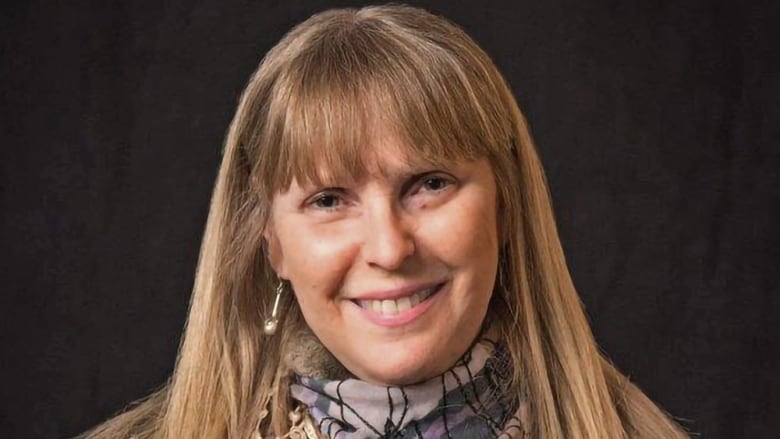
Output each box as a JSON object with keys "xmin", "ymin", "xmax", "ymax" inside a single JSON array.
[{"xmin": 253, "ymin": 8, "xmax": 514, "ymax": 197}]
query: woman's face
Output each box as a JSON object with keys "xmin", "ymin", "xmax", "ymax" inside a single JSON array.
[{"xmin": 266, "ymin": 128, "xmax": 499, "ymax": 385}]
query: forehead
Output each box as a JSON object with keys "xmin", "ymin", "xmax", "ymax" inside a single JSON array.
[
  {"xmin": 277, "ymin": 113, "xmax": 479, "ymax": 192},
  {"xmin": 295, "ymin": 125, "xmax": 464, "ymax": 188}
]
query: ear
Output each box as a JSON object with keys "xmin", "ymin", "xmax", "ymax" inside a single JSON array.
[{"xmin": 263, "ymin": 223, "xmax": 288, "ymax": 279}]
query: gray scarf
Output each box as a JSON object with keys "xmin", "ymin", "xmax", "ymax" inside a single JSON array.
[{"xmin": 289, "ymin": 338, "xmax": 526, "ymax": 438}]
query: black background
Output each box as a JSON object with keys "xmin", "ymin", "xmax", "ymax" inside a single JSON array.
[{"xmin": 2, "ymin": 1, "xmax": 778, "ymax": 438}]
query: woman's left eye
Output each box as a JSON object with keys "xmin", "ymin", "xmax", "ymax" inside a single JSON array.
[
  {"xmin": 404, "ymin": 174, "xmax": 456, "ymax": 208},
  {"xmin": 420, "ymin": 176, "xmax": 451, "ymax": 192},
  {"xmin": 412, "ymin": 174, "xmax": 455, "ymax": 195}
]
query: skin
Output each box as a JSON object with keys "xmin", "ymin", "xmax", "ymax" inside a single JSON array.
[{"xmin": 265, "ymin": 128, "xmax": 500, "ymax": 385}]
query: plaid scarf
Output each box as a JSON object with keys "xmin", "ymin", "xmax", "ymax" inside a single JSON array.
[{"xmin": 290, "ymin": 339, "xmax": 525, "ymax": 438}]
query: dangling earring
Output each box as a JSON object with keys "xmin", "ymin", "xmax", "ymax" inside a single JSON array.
[{"xmin": 263, "ymin": 281, "xmax": 284, "ymax": 335}]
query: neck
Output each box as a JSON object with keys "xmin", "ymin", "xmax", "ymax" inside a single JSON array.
[{"xmin": 288, "ymin": 335, "xmax": 520, "ymax": 438}]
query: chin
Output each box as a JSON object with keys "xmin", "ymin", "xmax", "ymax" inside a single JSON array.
[
  {"xmin": 359, "ymin": 364, "xmax": 433, "ymax": 386},
  {"xmin": 349, "ymin": 344, "xmax": 449, "ymax": 386}
]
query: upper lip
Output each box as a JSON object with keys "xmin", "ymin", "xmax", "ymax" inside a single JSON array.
[{"xmin": 351, "ymin": 281, "xmax": 444, "ymax": 301}]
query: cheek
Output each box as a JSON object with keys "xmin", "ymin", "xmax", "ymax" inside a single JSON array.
[
  {"xmin": 276, "ymin": 223, "xmax": 362, "ymax": 298},
  {"xmin": 422, "ymin": 198, "xmax": 499, "ymax": 265}
]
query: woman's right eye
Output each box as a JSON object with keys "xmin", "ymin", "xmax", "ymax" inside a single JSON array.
[{"xmin": 308, "ymin": 192, "xmax": 344, "ymax": 211}]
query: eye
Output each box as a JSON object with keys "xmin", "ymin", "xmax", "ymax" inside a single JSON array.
[
  {"xmin": 402, "ymin": 173, "xmax": 457, "ymax": 209},
  {"xmin": 409, "ymin": 173, "xmax": 455, "ymax": 196},
  {"xmin": 420, "ymin": 176, "xmax": 451, "ymax": 192},
  {"xmin": 306, "ymin": 190, "xmax": 346, "ymax": 211}
]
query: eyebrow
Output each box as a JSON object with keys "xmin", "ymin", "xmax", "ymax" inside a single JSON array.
[{"xmin": 290, "ymin": 149, "xmax": 468, "ymax": 192}]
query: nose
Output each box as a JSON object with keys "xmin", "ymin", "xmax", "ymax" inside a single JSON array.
[{"xmin": 361, "ymin": 200, "xmax": 415, "ymax": 270}]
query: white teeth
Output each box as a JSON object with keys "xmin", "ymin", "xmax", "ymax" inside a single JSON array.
[
  {"xmin": 396, "ymin": 296, "xmax": 412, "ymax": 313},
  {"xmin": 381, "ymin": 299, "xmax": 398, "ymax": 314},
  {"xmin": 358, "ymin": 285, "xmax": 439, "ymax": 316}
]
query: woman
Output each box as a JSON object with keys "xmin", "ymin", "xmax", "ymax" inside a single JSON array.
[{"xmin": 82, "ymin": 5, "xmax": 688, "ymax": 438}]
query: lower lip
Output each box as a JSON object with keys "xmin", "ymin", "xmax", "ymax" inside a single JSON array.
[{"xmin": 353, "ymin": 283, "xmax": 445, "ymax": 328}]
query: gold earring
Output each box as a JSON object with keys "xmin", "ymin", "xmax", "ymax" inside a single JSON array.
[{"xmin": 263, "ymin": 282, "xmax": 284, "ymax": 335}]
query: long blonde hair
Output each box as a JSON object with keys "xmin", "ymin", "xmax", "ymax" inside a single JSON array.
[{"xmin": 82, "ymin": 5, "xmax": 688, "ymax": 438}]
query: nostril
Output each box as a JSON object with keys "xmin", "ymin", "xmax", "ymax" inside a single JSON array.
[{"xmin": 362, "ymin": 212, "xmax": 415, "ymax": 269}]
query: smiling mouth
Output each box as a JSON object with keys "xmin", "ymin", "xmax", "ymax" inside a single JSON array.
[{"xmin": 355, "ymin": 283, "xmax": 444, "ymax": 316}]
